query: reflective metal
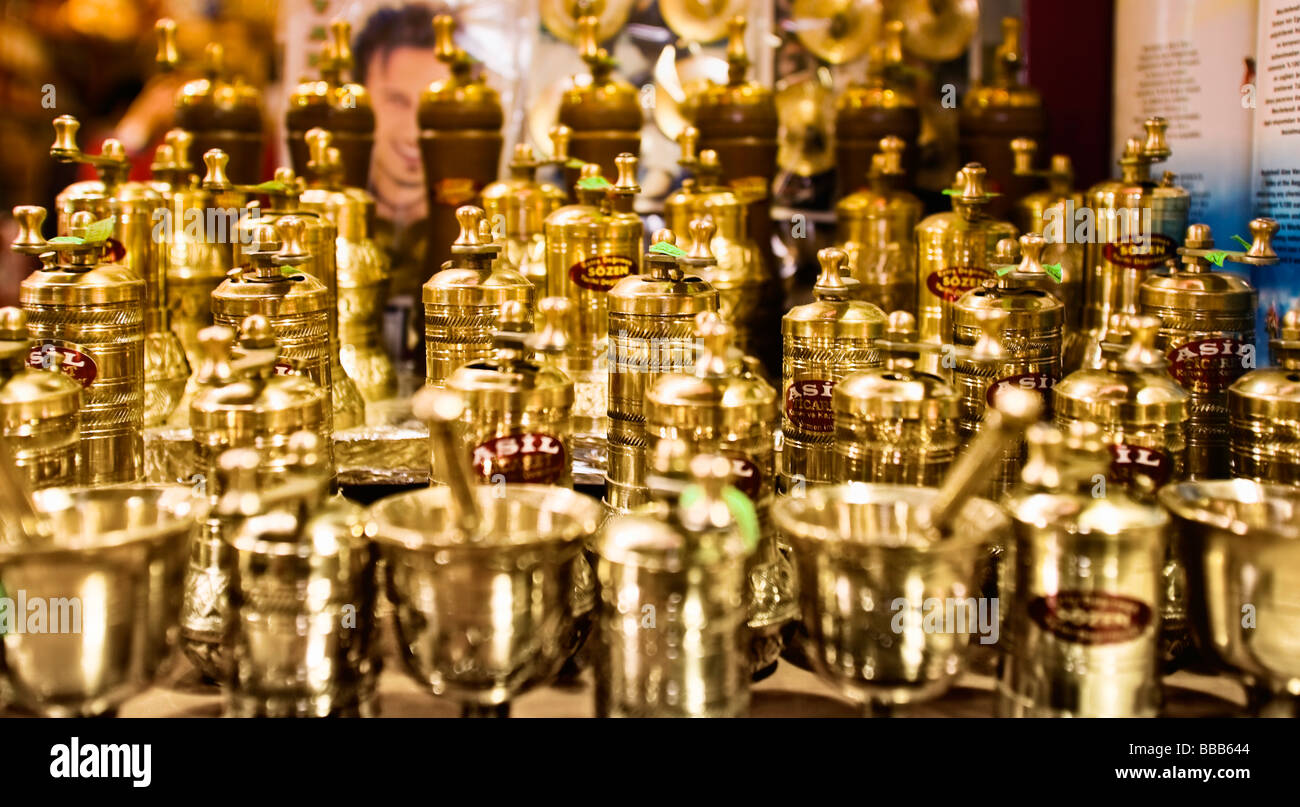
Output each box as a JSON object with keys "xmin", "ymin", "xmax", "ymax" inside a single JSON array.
[{"xmin": 0, "ymin": 307, "xmax": 80, "ymax": 489}]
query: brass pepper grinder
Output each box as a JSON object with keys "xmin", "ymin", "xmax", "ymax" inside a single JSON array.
[
  {"xmin": 780, "ymin": 247, "xmax": 886, "ymax": 490},
  {"xmin": 181, "ymin": 318, "xmax": 331, "ymax": 682},
  {"xmin": 836, "ymin": 136, "xmax": 924, "ymax": 315},
  {"xmin": 12, "ymin": 206, "xmax": 145, "ymax": 484},
  {"xmin": 558, "ymin": 12, "xmax": 642, "ymax": 196},
  {"xmin": 1230, "ymin": 309, "xmax": 1300, "ymax": 483},
  {"xmin": 958, "ymin": 17, "xmax": 1045, "ymax": 220},
  {"xmin": 833, "ymin": 311, "xmax": 961, "ymax": 486},
  {"xmin": 299, "ymin": 128, "xmax": 394, "ymax": 403},
  {"xmin": 594, "ymin": 449, "xmax": 757, "ymax": 717},
  {"xmin": 666, "ymin": 132, "xmax": 763, "ymax": 361},
  {"xmin": 423, "ymin": 205, "xmax": 534, "ymax": 386},
  {"xmin": 222, "ymin": 431, "xmax": 378, "ymax": 717},
  {"xmin": 286, "ymin": 20, "xmax": 375, "ymax": 190},
  {"xmin": 914, "ymin": 163, "xmax": 1017, "ymax": 369},
  {"xmin": 156, "ymin": 18, "xmax": 266, "ymax": 185},
  {"xmin": 1010, "ymin": 139, "xmax": 1085, "ymax": 339},
  {"xmin": 606, "ymin": 224, "xmax": 719, "ymax": 512},
  {"xmin": 834, "ymin": 20, "xmax": 919, "ymax": 197},
  {"xmin": 0, "ymin": 307, "xmax": 81, "ymax": 490},
  {"xmin": 204, "ymin": 150, "xmax": 365, "ymax": 428},
  {"xmin": 644, "ymin": 311, "xmax": 795, "ymax": 678},
  {"xmin": 546, "ymin": 161, "xmax": 643, "ymax": 472},
  {"xmin": 50, "ymin": 115, "xmax": 190, "ymax": 426},
  {"xmin": 480, "ymin": 127, "xmax": 570, "ymax": 294},
  {"xmin": 999, "ymin": 421, "xmax": 1168, "ymax": 717},
  {"xmin": 1141, "ymin": 218, "xmax": 1278, "ymax": 478},
  {"xmin": 1081, "ymin": 119, "xmax": 1189, "ymax": 339},
  {"xmin": 440, "ymin": 298, "xmax": 575, "ymax": 487},
  {"xmin": 694, "ymin": 16, "xmax": 780, "ymax": 375},
  {"xmin": 418, "ymin": 14, "xmax": 504, "ymax": 276}
]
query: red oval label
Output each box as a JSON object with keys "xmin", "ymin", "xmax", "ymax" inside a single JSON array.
[
  {"xmin": 784, "ymin": 378, "xmax": 835, "ymax": 433},
  {"xmin": 1167, "ymin": 337, "xmax": 1253, "ymax": 393},
  {"xmin": 435, "ymin": 177, "xmax": 478, "ymax": 206},
  {"xmin": 27, "ymin": 341, "xmax": 98, "ymax": 388},
  {"xmin": 1101, "ymin": 233, "xmax": 1177, "ymax": 269},
  {"xmin": 569, "ymin": 255, "xmax": 634, "ymax": 292},
  {"xmin": 926, "ymin": 266, "xmax": 995, "ymax": 303},
  {"xmin": 105, "ymin": 238, "xmax": 127, "ymax": 263},
  {"xmin": 472, "ymin": 432, "xmax": 567, "ymax": 484},
  {"xmin": 723, "ymin": 452, "xmax": 762, "ymax": 500},
  {"xmin": 1027, "ymin": 591, "xmax": 1153, "ymax": 645},
  {"xmin": 1108, "ymin": 443, "xmax": 1172, "ymax": 487},
  {"xmin": 986, "ymin": 372, "xmax": 1056, "ymax": 407}
]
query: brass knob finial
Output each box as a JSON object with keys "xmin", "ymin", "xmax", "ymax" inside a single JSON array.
[
  {"xmin": 202, "ymin": 149, "xmax": 232, "ymax": 191},
  {"xmin": 273, "ymin": 216, "xmax": 309, "ymax": 264},
  {"xmin": 814, "ymin": 247, "xmax": 850, "ymax": 299},
  {"xmin": 1018, "ymin": 233, "xmax": 1046, "ymax": 273},
  {"xmin": 454, "ymin": 206, "xmax": 487, "ymax": 248},
  {"xmin": 1141, "ymin": 117, "xmax": 1171, "ymax": 161},
  {"xmin": 614, "ymin": 153, "xmax": 639, "ymax": 192},
  {"xmin": 239, "ymin": 315, "xmax": 276, "ymax": 349},
  {"xmin": 0, "ymin": 307, "xmax": 27, "ymax": 341},
  {"xmin": 1247, "ymin": 217, "xmax": 1279, "ymax": 260},
  {"xmin": 685, "ymin": 216, "xmax": 717, "ymax": 264},
  {"xmin": 549, "ymin": 125, "xmax": 571, "ymax": 160},
  {"xmin": 155, "ymin": 18, "xmax": 179, "ymax": 71},
  {"xmin": 11, "ymin": 206, "xmax": 48, "ymax": 254}
]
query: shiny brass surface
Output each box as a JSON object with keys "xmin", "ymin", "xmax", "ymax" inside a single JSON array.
[
  {"xmin": 440, "ymin": 298, "xmax": 575, "ymax": 487},
  {"xmin": 0, "ymin": 307, "xmax": 81, "ymax": 490},
  {"xmin": 1161, "ymin": 479, "xmax": 1300, "ymax": 716},
  {"xmin": 0, "ymin": 485, "xmax": 201, "ymax": 716},
  {"xmin": 541, "ymin": 0, "xmax": 634, "ymax": 44},
  {"xmin": 661, "ymin": 0, "xmax": 747, "ymax": 42},
  {"xmin": 836, "ymin": 136, "xmax": 923, "ymax": 313},
  {"xmin": 665, "ymin": 132, "xmax": 764, "ymax": 355},
  {"xmin": 221, "ymin": 435, "xmax": 378, "ymax": 717},
  {"xmin": 781, "ymin": 248, "xmax": 885, "ymax": 488},
  {"xmin": 833, "ymin": 21, "xmax": 920, "ymax": 195},
  {"xmin": 606, "ymin": 225, "xmax": 719, "ymax": 513},
  {"xmin": 556, "ymin": 15, "xmax": 642, "ymax": 191},
  {"xmin": 775, "ymin": 71, "xmax": 836, "ymax": 178},
  {"xmin": 156, "ymin": 19, "xmax": 266, "ymax": 184},
  {"xmin": 895, "ymin": 0, "xmax": 979, "ymax": 62},
  {"xmin": 999, "ymin": 423, "xmax": 1168, "ymax": 717},
  {"xmin": 424, "ymin": 206, "xmax": 535, "ymax": 386},
  {"xmin": 791, "ymin": 0, "xmax": 883, "ymax": 64},
  {"xmin": 1141, "ymin": 220, "xmax": 1274, "ymax": 479},
  {"xmin": 481, "ymin": 132, "xmax": 568, "ymax": 295},
  {"xmin": 1010, "ymin": 139, "xmax": 1085, "ymax": 338},
  {"xmin": 14, "ymin": 207, "xmax": 145, "ymax": 485},
  {"xmin": 594, "ymin": 452, "xmax": 756, "ymax": 716},
  {"xmin": 547, "ymin": 160, "xmax": 643, "ymax": 468},
  {"xmin": 286, "ymin": 20, "xmax": 375, "ymax": 189},
  {"xmin": 645, "ymin": 313, "xmax": 795, "ymax": 674},
  {"xmin": 1230, "ymin": 310, "xmax": 1300, "ymax": 483},
  {"xmin": 914, "ymin": 163, "xmax": 1017, "ymax": 361},
  {"xmin": 958, "ymin": 17, "xmax": 1044, "ymax": 220},
  {"xmin": 1081, "ymin": 120, "xmax": 1189, "ymax": 338}
]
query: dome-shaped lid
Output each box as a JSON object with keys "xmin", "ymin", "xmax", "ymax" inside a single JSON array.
[
  {"xmin": 693, "ymin": 17, "xmax": 776, "ymax": 135},
  {"xmin": 0, "ymin": 306, "xmax": 81, "ymax": 419},
  {"xmin": 1229, "ymin": 367, "xmax": 1300, "ymax": 419},
  {"xmin": 157, "ymin": 19, "xmax": 264, "ymax": 133},
  {"xmin": 417, "ymin": 15, "xmax": 503, "ymax": 130},
  {"xmin": 1054, "ymin": 316, "xmax": 1189, "ymax": 424},
  {"xmin": 608, "ymin": 225, "xmax": 718, "ymax": 316},
  {"xmin": 214, "ymin": 217, "xmax": 329, "ymax": 317},
  {"xmin": 645, "ymin": 312, "xmax": 776, "ymax": 428},
  {"xmin": 783, "ymin": 248, "xmax": 887, "ymax": 340},
  {"xmin": 833, "ymin": 365, "xmax": 957, "ymax": 421},
  {"xmin": 445, "ymin": 299, "xmax": 574, "ymax": 411}
]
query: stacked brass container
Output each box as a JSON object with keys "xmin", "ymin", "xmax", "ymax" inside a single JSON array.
[
  {"xmin": 780, "ymin": 247, "xmax": 886, "ymax": 490},
  {"xmin": 156, "ymin": 19, "xmax": 266, "ymax": 185},
  {"xmin": 958, "ymin": 17, "xmax": 1045, "ymax": 220},
  {"xmin": 558, "ymin": 15, "xmax": 642, "ymax": 193},
  {"xmin": 182, "ymin": 317, "xmax": 330, "ymax": 680},
  {"xmin": 205, "ymin": 151, "xmax": 364, "ymax": 428},
  {"xmin": 221, "ymin": 434, "xmax": 377, "ymax": 717},
  {"xmin": 664, "ymin": 129, "xmax": 763, "ymax": 359},
  {"xmin": 833, "ymin": 312, "xmax": 961, "ymax": 485},
  {"xmin": 298, "ymin": 128, "xmax": 394, "ymax": 403},
  {"xmin": 1230, "ymin": 309, "xmax": 1300, "ymax": 483},
  {"xmin": 50, "ymin": 116, "xmax": 189, "ymax": 426},
  {"xmin": 418, "ymin": 14, "xmax": 504, "ymax": 274},
  {"xmin": 1140, "ymin": 219, "xmax": 1277, "ymax": 479},
  {"xmin": 645, "ymin": 311, "xmax": 795, "ymax": 675},
  {"xmin": 285, "ymin": 20, "xmax": 375, "ymax": 190},
  {"xmin": 0, "ymin": 307, "xmax": 80, "ymax": 489},
  {"xmin": 833, "ymin": 21, "xmax": 919, "ymax": 196},
  {"xmin": 952, "ymin": 236, "xmax": 1064, "ymax": 496},
  {"xmin": 424, "ymin": 205, "xmax": 534, "ymax": 386},
  {"xmin": 1010, "ymin": 138, "xmax": 1085, "ymax": 342},
  {"xmin": 1053, "ymin": 315, "xmax": 1191, "ymax": 667},
  {"xmin": 1081, "ymin": 119, "xmax": 1189, "ymax": 339},
  {"xmin": 439, "ymin": 298, "xmax": 574, "ymax": 487},
  {"xmin": 480, "ymin": 131, "xmax": 568, "ymax": 294},
  {"xmin": 999, "ymin": 422, "xmax": 1168, "ymax": 717},
  {"xmin": 149, "ymin": 130, "xmax": 229, "ymax": 403},
  {"xmin": 546, "ymin": 159, "xmax": 643, "ymax": 468},
  {"xmin": 835, "ymin": 136, "xmax": 923, "ymax": 316},
  {"xmin": 606, "ymin": 225, "xmax": 718, "ymax": 513},
  {"xmin": 914, "ymin": 163, "xmax": 1017, "ymax": 365},
  {"xmin": 693, "ymin": 16, "xmax": 780, "ymax": 376},
  {"xmin": 12, "ymin": 207, "xmax": 145, "ymax": 485},
  {"xmin": 594, "ymin": 450, "xmax": 756, "ymax": 717}
]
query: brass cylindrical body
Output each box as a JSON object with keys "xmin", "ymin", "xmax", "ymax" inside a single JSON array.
[
  {"xmin": 836, "ymin": 139, "xmax": 923, "ymax": 315},
  {"xmin": 173, "ymin": 77, "xmax": 265, "ymax": 185},
  {"xmin": 286, "ymin": 22, "xmax": 375, "ymax": 190},
  {"xmin": 1229, "ymin": 311, "xmax": 1300, "ymax": 483},
  {"xmin": 481, "ymin": 144, "xmax": 565, "ymax": 295},
  {"xmin": 780, "ymin": 248, "xmax": 886, "ymax": 489},
  {"xmin": 0, "ymin": 308, "xmax": 80, "ymax": 489},
  {"xmin": 833, "ymin": 364, "xmax": 960, "ymax": 486}
]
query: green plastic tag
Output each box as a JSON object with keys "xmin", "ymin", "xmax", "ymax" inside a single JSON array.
[
  {"xmin": 941, "ymin": 189, "xmax": 1001, "ymax": 197},
  {"xmin": 995, "ymin": 266, "xmax": 1013, "ymax": 276},
  {"xmin": 81, "ymin": 216, "xmax": 116, "ymax": 243},
  {"xmin": 1231, "ymin": 234, "xmax": 1251, "ymax": 250},
  {"xmin": 677, "ymin": 485, "xmax": 760, "ymax": 553},
  {"xmin": 1205, "ymin": 250, "xmax": 1228, "ymax": 267},
  {"xmin": 253, "ymin": 180, "xmax": 289, "ymax": 193},
  {"xmin": 1042, "ymin": 262, "xmax": 1063, "ymax": 282},
  {"xmin": 48, "ymin": 236, "xmax": 85, "ymax": 245},
  {"xmin": 649, "ymin": 240, "xmax": 687, "ymax": 259},
  {"xmin": 564, "ymin": 158, "xmax": 587, "ymax": 169},
  {"xmin": 575, "ymin": 175, "xmax": 612, "ymax": 191}
]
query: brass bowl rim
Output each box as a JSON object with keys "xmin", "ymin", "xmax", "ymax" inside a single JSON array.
[
  {"xmin": 2, "ymin": 484, "xmax": 203, "ymax": 559},
  {"xmin": 1158, "ymin": 479, "xmax": 1300, "ymax": 542}
]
